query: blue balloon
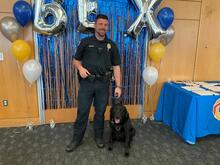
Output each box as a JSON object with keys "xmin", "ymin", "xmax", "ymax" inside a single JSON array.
[
  {"xmin": 157, "ymin": 7, "xmax": 174, "ymax": 30},
  {"xmin": 88, "ymin": 13, "xmax": 96, "ymax": 22},
  {"xmin": 13, "ymin": 0, "xmax": 33, "ymax": 27}
]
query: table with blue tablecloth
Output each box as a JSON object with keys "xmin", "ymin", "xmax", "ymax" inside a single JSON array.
[{"xmin": 155, "ymin": 82, "xmax": 220, "ymax": 144}]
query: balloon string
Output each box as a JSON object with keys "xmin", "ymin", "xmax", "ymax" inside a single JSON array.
[
  {"xmin": 16, "ymin": 60, "xmax": 26, "ymax": 83},
  {"xmin": 148, "ymin": 59, "xmax": 163, "ymax": 115},
  {"xmin": 143, "ymin": 31, "xmax": 150, "ymax": 116},
  {"xmin": 16, "ymin": 60, "xmax": 21, "ymax": 70}
]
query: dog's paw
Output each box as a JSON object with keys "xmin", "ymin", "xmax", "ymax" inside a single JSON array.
[
  {"xmin": 124, "ymin": 151, "xmax": 129, "ymax": 157},
  {"xmin": 108, "ymin": 146, "xmax": 113, "ymax": 151}
]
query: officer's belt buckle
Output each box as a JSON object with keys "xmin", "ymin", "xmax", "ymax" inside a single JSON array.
[
  {"xmin": 95, "ymin": 74, "xmax": 103, "ymax": 81},
  {"xmin": 87, "ymin": 74, "xmax": 96, "ymax": 81},
  {"xmin": 88, "ymin": 72, "xmax": 112, "ymax": 82}
]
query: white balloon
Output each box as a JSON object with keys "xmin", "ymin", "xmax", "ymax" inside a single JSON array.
[
  {"xmin": 142, "ymin": 66, "xmax": 158, "ymax": 85},
  {"xmin": 22, "ymin": 59, "xmax": 42, "ymax": 84}
]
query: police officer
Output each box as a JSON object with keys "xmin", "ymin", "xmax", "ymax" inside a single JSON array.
[{"xmin": 66, "ymin": 14, "xmax": 122, "ymax": 152}]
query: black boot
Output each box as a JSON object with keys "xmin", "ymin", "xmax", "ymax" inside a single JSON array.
[
  {"xmin": 65, "ymin": 140, "xmax": 82, "ymax": 152},
  {"xmin": 95, "ymin": 138, "xmax": 105, "ymax": 148}
]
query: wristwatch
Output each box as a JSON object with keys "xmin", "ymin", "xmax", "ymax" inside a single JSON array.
[{"xmin": 116, "ymin": 85, "xmax": 122, "ymax": 88}]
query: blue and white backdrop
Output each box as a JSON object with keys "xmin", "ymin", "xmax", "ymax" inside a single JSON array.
[{"xmin": 37, "ymin": 0, "xmax": 147, "ymax": 110}]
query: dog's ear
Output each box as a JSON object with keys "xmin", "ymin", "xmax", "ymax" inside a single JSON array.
[
  {"xmin": 110, "ymin": 107, "xmax": 114, "ymax": 119},
  {"xmin": 124, "ymin": 107, "xmax": 129, "ymax": 121}
]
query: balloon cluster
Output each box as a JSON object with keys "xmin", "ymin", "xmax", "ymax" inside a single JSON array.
[
  {"xmin": 0, "ymin": 1, "xmax": 33, "ymax": 43},
  {"xmin": 0, "ymin": 0, "xmax": 67, "ymax": 85},
  {"xmin": 127, "ymin": 0, "xmax": 175, "ymax": 86}
]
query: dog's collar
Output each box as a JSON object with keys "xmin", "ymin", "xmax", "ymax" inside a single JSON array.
[{"xmin": 115, "ymin": 125, "xmax": 121, "ymax": 131}]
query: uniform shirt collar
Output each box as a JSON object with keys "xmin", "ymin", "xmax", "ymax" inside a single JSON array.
[{"xmin": 93, "ymin": 35, "xmax": 109, "ymax": 43}]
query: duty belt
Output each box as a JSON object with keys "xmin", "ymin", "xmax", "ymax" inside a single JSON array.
[{"xmin": 86, "ymin": 71, "xmax": 112, "ymax": 82}]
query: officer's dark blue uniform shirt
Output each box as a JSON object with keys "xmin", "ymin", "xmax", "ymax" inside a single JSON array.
[{"xmin": 74, "ymin": 35, "xmax": 121, "ymax": 75}]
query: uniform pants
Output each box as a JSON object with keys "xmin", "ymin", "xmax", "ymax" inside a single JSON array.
[{"xmin": 72, "ymin": 79, "xmax": 109, "ymax": 142}]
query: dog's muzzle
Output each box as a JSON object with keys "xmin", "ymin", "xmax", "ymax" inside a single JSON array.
[{"xmin": 114, "ymin": 117, "xmax": 120, "ymax": 124}]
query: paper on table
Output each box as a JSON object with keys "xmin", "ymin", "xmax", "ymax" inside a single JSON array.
[
  {"xmin": 207, "ymin": 83, "xmax": 220, "ymax": 86},
  {"xmin": 194, "ymin": 81, "xmax": 220, "ymax": 87},
  {"xmin": 192, "ymin": 90, "xmax": 219, "ymax": 96},
  {"xmin": 206, "ymin": 86, "xmax": 220, "ymax": 92},
  {"xmin": 173, "ymin": 81, "xmax": 184, "ymax": 84},
  {"xmin": 182, "ymin": 86, "xmax": 205, "ymax": 91},
  {"xmin": 194, "ymin": 82, "xmax": 210, "ymax": 86},
  {"xmin": 174, "ymin": 81, "xmax": 196, "ymax": 86}
]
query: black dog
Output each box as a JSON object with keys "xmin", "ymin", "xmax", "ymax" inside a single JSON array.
[{"xmin": 108, "ymin": 102, "xmax": 135, "ymax": 157}]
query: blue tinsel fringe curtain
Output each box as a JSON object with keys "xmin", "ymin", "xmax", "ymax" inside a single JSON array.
[{"xmin": 37, "ymin": 0, "xmax": 147, "ymax": 109}]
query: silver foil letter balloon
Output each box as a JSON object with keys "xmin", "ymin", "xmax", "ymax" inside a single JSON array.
[
  {"xmin": 127, "ymin": 0, "xmax": 165, "ymax": 39},
  {"xmin": 77, "ymin": 0, "xmax": 98, "ymax": 33},
  {"xmin": 34, "ymin": 0, "xmax": 67, "ymax": 35}
]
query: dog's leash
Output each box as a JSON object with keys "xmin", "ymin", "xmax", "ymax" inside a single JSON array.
[{"xmin": 112, "ymin": 97, "xmax": 122, "ymax": 105}]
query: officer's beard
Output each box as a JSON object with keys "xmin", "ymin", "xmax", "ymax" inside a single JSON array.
[{"xmin": 95, "ymin": 29, "xmax": 107, "ymax": 40}]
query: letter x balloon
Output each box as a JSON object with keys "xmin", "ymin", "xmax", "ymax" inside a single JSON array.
[{"xmin": 127, "ymin": 0, "xmax": 165, "ymax": 39}]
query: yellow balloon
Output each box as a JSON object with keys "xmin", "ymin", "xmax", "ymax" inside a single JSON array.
[
  {"xmin": 149, "ymin": 42, "xmax": 165, "ymax": 62},
  {"xmin": 12, "ymin": 40, "xmax": 31, "ymax": 62}
]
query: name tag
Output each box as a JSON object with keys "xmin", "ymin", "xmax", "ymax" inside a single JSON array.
[{"xmin": 88, "ymin": 45, "xmax": 95, "ymax": 48}]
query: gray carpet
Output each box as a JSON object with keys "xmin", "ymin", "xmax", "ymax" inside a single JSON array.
[{"xmin": 0, "ymin": 120, "xmax": 220, "ymax": 165}]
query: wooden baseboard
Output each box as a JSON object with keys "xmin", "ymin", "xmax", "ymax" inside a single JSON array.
[
  {"xmin": 0, "ymin": 117, "xmax": 40, "ymax": 128},
  {"xmin": 45, "ymin": 105, "xmax": 142, "ymax": 124},
  {"xmin": 0, "ymin": 105, "xmax": 144, "ymax": 127}
]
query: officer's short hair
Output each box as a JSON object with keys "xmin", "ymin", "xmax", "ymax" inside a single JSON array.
[{"xmin": 95, "ymin": 14, "xmax": 108, "ymax": 22}]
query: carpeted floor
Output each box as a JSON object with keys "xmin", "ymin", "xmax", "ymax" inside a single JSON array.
[{"xmin": 0, "ymin": 120, "xmax": 220, "ymax": 165}]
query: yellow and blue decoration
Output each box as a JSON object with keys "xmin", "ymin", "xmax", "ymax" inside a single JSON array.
[{"xmin": 213, "ymin": 99, "xmax": 220, "ymax": 121}]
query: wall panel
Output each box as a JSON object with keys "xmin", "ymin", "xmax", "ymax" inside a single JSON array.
[
  {"xmin": 194, "ymin": 0, "xmax": 220, "ymax": 80},
  {"xmin": 0, "ymin": 1, "xmax": 39, "ymax": 127}
]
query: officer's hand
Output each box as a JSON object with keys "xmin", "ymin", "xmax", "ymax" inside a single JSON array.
[
  {"xmin": 114, "ymin": 87, "xmax": 122, "ymax": 98},
  {"xmin": 79, "ymin": 67, "xmax": 90, "ymax": 78}
]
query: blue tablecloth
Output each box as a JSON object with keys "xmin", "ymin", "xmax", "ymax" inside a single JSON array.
[{"xmin": 155, "ymin": 82, "xmax": 220, "ymax": 144}]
